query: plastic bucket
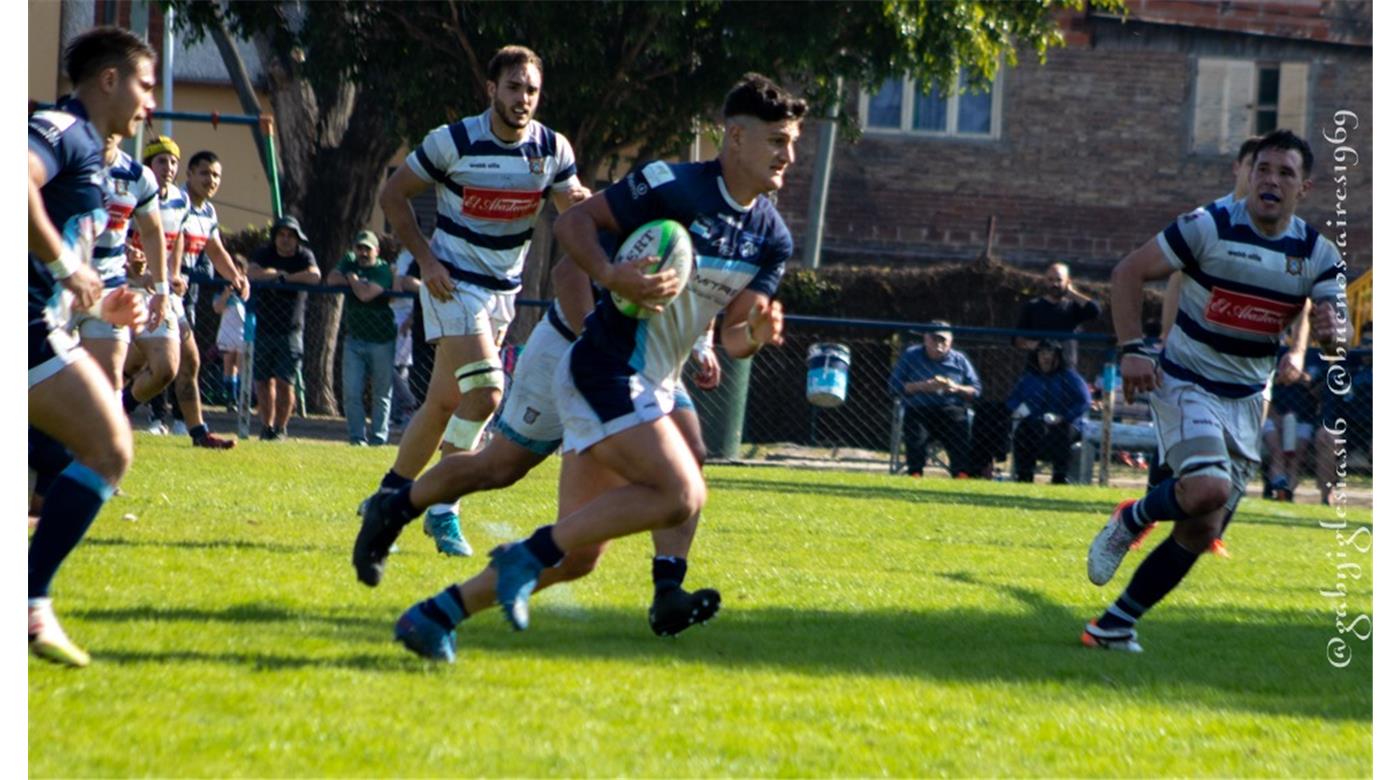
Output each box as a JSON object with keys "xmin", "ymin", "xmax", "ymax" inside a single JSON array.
[{"xmin": 806, "ymin": 343, "xmax": 852, "ymax": 408}]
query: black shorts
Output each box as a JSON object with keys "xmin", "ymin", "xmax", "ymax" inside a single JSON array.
[{"xmin": 254, "ymin": 333, "xmax": 302, "ymax": 384}]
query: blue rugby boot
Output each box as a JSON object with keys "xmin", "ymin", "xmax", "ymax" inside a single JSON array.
[
  {"xmin": 424, "ymin": 504, "xmax": 473, "ymax": 557},
  {"xmin": 490, "ymin": 542, "xmax": 544, "ymax": 631},
  {"xmin": 394, "ymin": 601, "xmax": 457, "ymax": 663}
]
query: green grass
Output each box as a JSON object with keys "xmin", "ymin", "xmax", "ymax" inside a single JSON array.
[{"xmin": 30, "ymin": 436, "xmax": 1372, "ymax": 777}]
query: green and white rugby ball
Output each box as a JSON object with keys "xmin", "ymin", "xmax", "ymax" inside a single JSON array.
[{"xmin": 611, "ymin": 219, "xmax": 694, "ymax": 319}]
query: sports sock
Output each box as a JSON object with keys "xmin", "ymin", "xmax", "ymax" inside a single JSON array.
[
  {"xmin": 522, "ymin": 525, "xmax": 564, "ymax": 568},
  {"xmin": 28, "ymin": 462, "xmax": 115, "ymax": 599},
  {"xmin": 652, "ymin": 556, "xmax": 688, "ymax": 595},
  {"xmin": 1097, "ymin": 537, "xmax": 1200, "ymax": 631},
  {"xmin": 1125, "ymin": 477, "xmax": 1188, "ymax": 533},
  {"xmin": 189, "ymin": 423, "xmax": 209, "ymax": 442},
  {"xmin": 121, "ymin": 386, "xmax": 140, "ymax": 414},
  {"xmin": 29, "ymin": 428, "xmax": 74, "ymax": 499},
  {"xmin": 384, "ymin": 484, "xmax": 424, "ymax": 528},
  {"xmin": 380, "ymin": 470, "xmax": 412, "ymax": 492},
  {"xmin": 418, "ymin": 585, "xmax": 470, "ymax": 629}
]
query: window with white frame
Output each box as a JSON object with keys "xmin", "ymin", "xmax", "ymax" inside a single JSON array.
[
  {"xmin": 860, "ymin": 68, "xmax": 1002, "ymax": 138},
  {"xmin": 1192, "ymin": 58, "xmax": 1308, "ymax": 155}
]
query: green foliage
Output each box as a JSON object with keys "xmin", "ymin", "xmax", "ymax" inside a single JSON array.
[
  {"xmin": 30, "ymin": 436, "xmax": 1370, "ymax": 776},
  {"xmin": 777, "ymin": 267, "xmax": 844, "ymax": 316},
  {"xmin": 168, "ymin": 0, "xmax": 1123, "ymax": 180}
]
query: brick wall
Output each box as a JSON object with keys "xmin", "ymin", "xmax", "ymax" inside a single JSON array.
[{"xmin": 777, "ymin": 25, "xmax": 1372, "ymax": 276}]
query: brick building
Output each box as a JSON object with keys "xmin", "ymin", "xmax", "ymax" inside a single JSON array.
[{"xmin": 779, "ymin": 0, "xmax": 1372, "ymax": 276}]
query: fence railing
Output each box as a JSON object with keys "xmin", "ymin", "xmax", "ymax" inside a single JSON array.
[{"xmin": 173, "ymin": 278, "xmax": 1372, "ymax": 492}]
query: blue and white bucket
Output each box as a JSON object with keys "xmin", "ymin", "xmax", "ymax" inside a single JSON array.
[{"xmin": 806, "ymin": 343, "xmax": 852, "ymax": 408}]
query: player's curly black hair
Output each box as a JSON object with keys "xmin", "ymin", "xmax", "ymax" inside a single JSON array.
[{"xmin": 723, "ymin": 74, "xmax": 807, "ymax": 123}]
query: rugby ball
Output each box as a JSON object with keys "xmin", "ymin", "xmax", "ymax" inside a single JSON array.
[{"xmin": 611, "ymin": 219, "xmax": 694, "ymax": 319}]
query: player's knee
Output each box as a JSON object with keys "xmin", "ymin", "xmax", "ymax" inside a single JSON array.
[
  {"xmin": 454, "ymin": 358, "xmax": 504, "ymax": 418},
  {"xmin": 456, "ymin": 387, "xmax": 501, "ymax": 421},
  {"xmin": 1177, "ymin": 477, "xmax": 1230, "ymax": 516},
  {"xmin": 149, "ymin": 359, "xmax": 176, "ymax": 387},
  {"xmin": 82, "ymin": 430, "xmax": 133, "ymax": 485},
  {"xmin": 661, "ymin": 473, "xmax": 707, "ymax": 528}
]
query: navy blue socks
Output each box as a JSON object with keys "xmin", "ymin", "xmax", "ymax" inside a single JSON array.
[
  {"xmin": 28, "ymin": 462, "xmax": 115, "ymax": 599},
  {"xmin": 1098, "ymin": 538, "xmax": 1200, "ymax": 631},
  {"xmin": 652, "ymin": 556, "xmax": 688, "ymax": 595},
  {"xmin": 522, "ymin": 525, "xmax": 564, "ymax": 568}
]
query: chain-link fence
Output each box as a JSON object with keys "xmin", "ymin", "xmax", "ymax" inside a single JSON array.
[{"xmin": 170, "ymin": 277, "xmax": 1372, "ymax": 497}]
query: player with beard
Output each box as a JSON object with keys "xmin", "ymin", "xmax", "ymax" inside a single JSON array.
[
  {"xmin": 1082, "ymin": 129, "xmax": 1347, "ymax": 653},
  {"xmin": 360, "ymin": 45, "xmax": 588, "ymax": 559}
]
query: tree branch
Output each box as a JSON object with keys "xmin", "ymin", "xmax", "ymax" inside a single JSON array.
[{"xmin": 207, "ymin": 5, "xmax": 272, "ymax": 175}]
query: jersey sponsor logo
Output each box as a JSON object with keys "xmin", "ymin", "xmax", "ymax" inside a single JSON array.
[
  {"xmin": 640, "ymin": 161, "xmax": 675, "ymax": 188},
  {"xmin": 184, "ymin": 235, "xmax": 209, "ymax": 257},
  {"xmin": 459, "ymin": 186, "xmax": 543, "ymax": 221},
  {"xmin": 105, "ymin": 201, "xmax": 134, "ymax": 235},
  {"xmin": 1203, "ymin": 288, "xmax": 1301, "ymax": 336}
]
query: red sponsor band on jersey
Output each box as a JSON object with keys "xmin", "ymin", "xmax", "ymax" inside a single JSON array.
[
  {"xmin": 184, "ymin": 235, "xmax": 209, "ymax": 257},
  {"xmin": 1203, "ymin": 288, "xmax": 1302, "ymax": 335},
  {"xmin": 130, "ymin": 230, "xmax": 180, "ymax": 252},
  {"xmin": 459, "ymin": 186, "xmax": 543, "ymax": 221},
  {"xmin": 105, "ymin": 202, "xmax": 134, "ymax": 235}
]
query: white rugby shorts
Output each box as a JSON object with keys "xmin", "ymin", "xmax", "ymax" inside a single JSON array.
[{"xmin": 419, "ymin": 280, "xmax": 514, "ymax": 345}]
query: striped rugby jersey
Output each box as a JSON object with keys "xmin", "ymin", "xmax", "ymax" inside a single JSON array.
[
  {"xmin": 586, "ymin": 160, "xmax": 791, "ymax": 386},
  {"xmin": 94, "ymin": 149, "xmax": 159, "ymax": 286},
  {"xmin": 1156, "ymin": 197, "xmax": 1345, "ymax": 398},
  {"xmin": 405, "ymin": 109, "xmax": 579, "ymax": 290},
  {"xmin": 128, "ymin": 185, "xmax": 189, "ymax": 256},
  {"xmin": 179, "ymin": 189, "xmax": 219, "ymax": 274}
]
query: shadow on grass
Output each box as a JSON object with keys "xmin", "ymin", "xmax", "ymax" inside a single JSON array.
[
  {"xmin": 451, "ymin": 581, "xmax": 1371, "ymax": 725},
  {"xmin": 82, "ymin": 536, "xmax": 330, "ymax": 555},
  {"xmin": 70, "ymin": 603, "xmax": 390, "ymax": 643},
  {"xmin": 66, "ymin": 589, "xmax": 1371, "ymax": 724},
  {"xmin": 706, "ymin": 476, "xmax": 1370, "ymax": 531}
]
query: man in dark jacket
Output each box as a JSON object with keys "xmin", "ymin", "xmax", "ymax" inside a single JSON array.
[{"xmin": 1005, "ymin": 340, "xmax": 1091, "ymax": 483}]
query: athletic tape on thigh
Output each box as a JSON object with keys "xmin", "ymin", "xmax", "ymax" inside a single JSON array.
[
  {"xmin": 443, "ymin": 414, "xmax": 488, "ymax": 451},
  {"xmin": 456, "ymin": 358, "xmax": 504, "ymax": 394}
]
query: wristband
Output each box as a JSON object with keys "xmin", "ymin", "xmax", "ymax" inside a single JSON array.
[
  {"xmin": 153, "ymin": 281, "xmax": 169, "ymax": 295},
  {"xmin": 1119, "ymin": 339, "xmax": 1159, "ymax": 362},
  {"xmin": 45, "ymin": 248, "xmax": 80, "ymax": 280}
]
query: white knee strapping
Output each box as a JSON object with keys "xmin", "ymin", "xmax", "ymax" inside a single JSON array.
[
  {"xmin": 456, "ymin": 358, "xmax": 504, "ymax": 395},
  {"xmin": 443, "ymin": 414, "xmax": 489, "ymax": 451}
]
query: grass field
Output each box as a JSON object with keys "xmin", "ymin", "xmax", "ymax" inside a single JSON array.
[{"xmin": 29, "ymin": 435, "xmax": 1372, "ymax": 777}]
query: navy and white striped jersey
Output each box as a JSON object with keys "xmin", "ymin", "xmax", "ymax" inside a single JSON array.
[
  {"xmin": 1156, "ymin": 197, "xmax": 1345, "ymax": 398},
  {"xmin": 405, "ymin": 109, "xmax": 579, "ymax": 290},
  {"xmin": 129, "ymin": 185, "xmax": 189, "ymax": 256},
  {"xmin": 28, "ymin": 97, "xmax": 109, "ymax": 323},
  {"xmin": 585, "ymin": 159, "xmax": 792, "ymax": 385},
  {"xmin": 179, "ymin": 190, "xmax": 219, "ymax": 275},
  {"xmin": 94, "ymin": 149, "xmax": 158, "ymax": 286}
]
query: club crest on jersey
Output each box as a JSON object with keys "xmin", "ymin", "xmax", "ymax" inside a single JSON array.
[
  {"xmin": 739, "ymin": 239, "xmax": 758, "ymax": 259},
  {"xmin": 524, "ymin": 407, "xmax": 539, "ymax": 424},
  {"xmin": 1285, "ymin": 256, "xmax": 1305, "ymax": 276},
  {"xmin": 527, "ymin": 157, "xmax": 545, "ymax": 176}
]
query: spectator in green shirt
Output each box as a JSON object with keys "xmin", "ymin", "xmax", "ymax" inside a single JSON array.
[{"xmin": 328, "ymin": 230, "xmax": 397, "ymax": 445}]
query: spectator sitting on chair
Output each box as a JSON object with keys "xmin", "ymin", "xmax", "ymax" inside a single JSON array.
[
  {"xmin": 1014, "ymin": 261, "xmax": 1101, "ymax": 368},
  {"xmin": 247, "ymin": 215, "xmax": 321, "ymax": 440},
  {"xmin": 1005, "ymin": 340, "xmax": 1091, "ymax": 484},
  {"xmin": 888, "ymin": 320, "xmax": 981, "ymax": 477},
  {"xmin": 328, "ymin": 230, "xmax": 396, "ymax": 446}
]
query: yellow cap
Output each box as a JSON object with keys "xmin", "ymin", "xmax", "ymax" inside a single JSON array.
[{"xmin": 141, "ymin": 135, "xmax": 181, "ymax": 164}]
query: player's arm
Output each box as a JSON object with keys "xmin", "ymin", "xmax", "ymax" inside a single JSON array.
[
  {"xmin": 167, "ymin": 230, "xmax": 187, "ymax": 296},
  {"xmin": 719, "ymin": 289, "xmax": 783, "ymax": 360},
  {"xmin": 554, "ymin": 192, "xmax": 679, "ymax": 310},
  {"xmin": 132, "ymin": 207, "xmax": 169, "ymax": 329},
  {"xmin": 204, "ymin": 233, "xmax": 250, "ymax": 299},
  {"xmin": 380, "ymin": 165, "xmax": 449, "ymax": 300},
  {"xmin": 550, "ymin": 183, "xmax": 591, "ymax": 215},
  {"xmin": 1307, "ymin": 243, "xmax": 1350, "ymax": 344},
  {"xmin": 28, "ymin": 149, "xmax": 101, "ymax": 311},
  {"xmin": 1159, "ymin": 271, "xmax": 1183, "ymax": 339},
  {"xmin": 1276, "ymin": 299, "xmax": 1312, "ymax": 383},
  {"xmin": 1111, "ymin": 238, "xmax": 1176, "ymax": 402},
  {"xmin": 690, "ymin": 318, "xmax": 721, "ymax": 390},
  {"xmin": 551, "ymin": 254, "xmax": 594, "ymax": 333}
]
